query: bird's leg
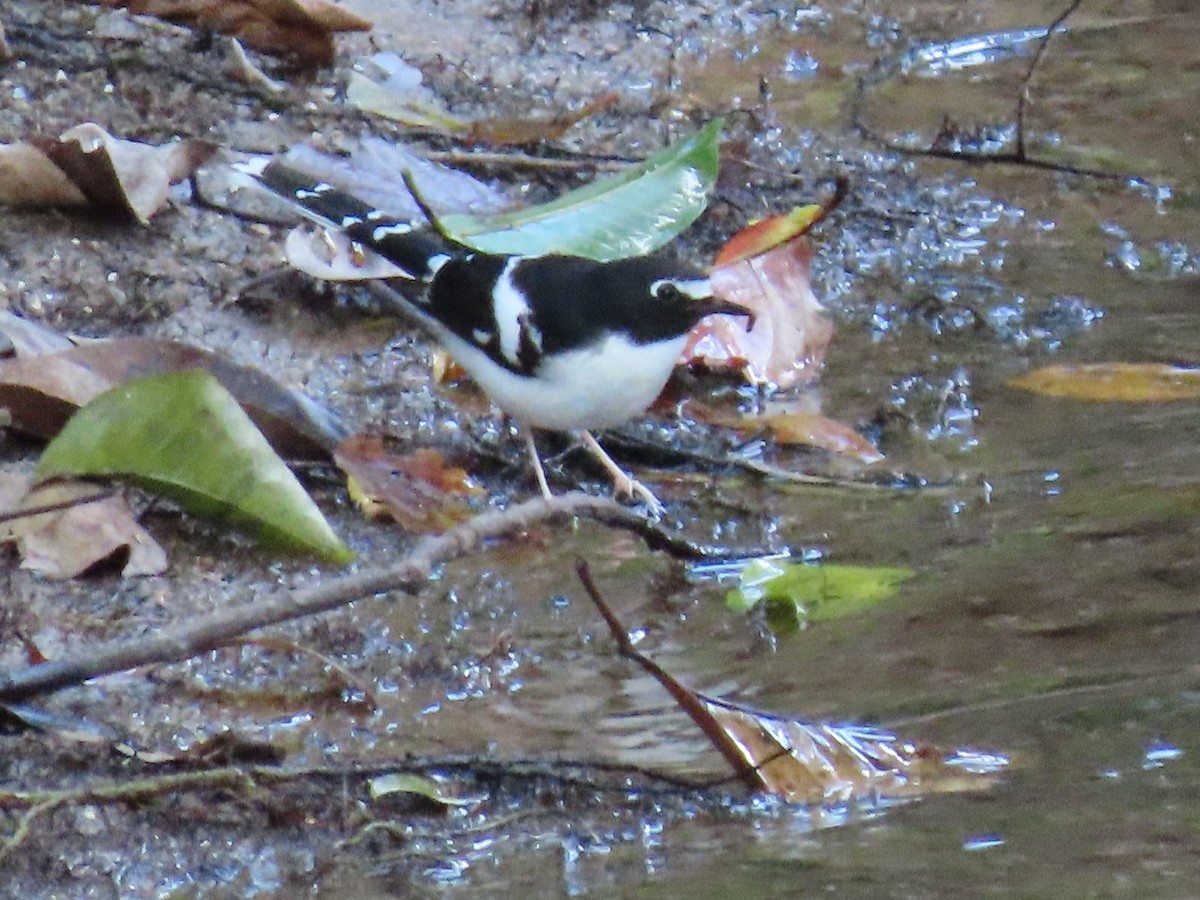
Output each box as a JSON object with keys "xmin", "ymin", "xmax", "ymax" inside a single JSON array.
[
  {"xmin": 525, "ymin": 430, "xmax": 554, "ymax": 500},
  {"xmin": 577, "ymin": 430, "xmax": 664, "ymax": 516}
]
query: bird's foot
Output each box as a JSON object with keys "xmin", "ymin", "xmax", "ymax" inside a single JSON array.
[{"xmin": 609, "ymin": 470, "xmax": 665, "ymax": 518}]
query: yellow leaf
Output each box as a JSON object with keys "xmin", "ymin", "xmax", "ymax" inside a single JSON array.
[{"xmin": 1010, "ymin": 363, "xmax": 1200, "ymax": 402}]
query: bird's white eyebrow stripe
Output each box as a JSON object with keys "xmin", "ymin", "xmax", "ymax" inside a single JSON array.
[{"xmin": 650, "ymin": 277, "xmax": 712, "ymax": 299}]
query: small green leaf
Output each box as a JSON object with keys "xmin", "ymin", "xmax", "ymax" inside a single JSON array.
[
  {"xmin": 726, "ymin": 559, "xmax": 914, "ymax": 628},
  {"xmin": 36, "ymin": 370, "xmax": 353, "ymax": 563},
  {"xmin": 368, "ymin": 773, "xmax": 479, "ymax": 807},
  {"xmin": 442, "ymin": 120, "xmax": 723, "ymax": 261}
]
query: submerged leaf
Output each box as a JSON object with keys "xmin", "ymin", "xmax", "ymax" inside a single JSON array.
[
  {"xmin": 727, "ymin": 558, "xmax": 913, "ymax": 630},
  {"xmin": 686, "ymin": 399, "xmax": 882, "ymax": 464},
  {"xmin": 368, "ymin": 773, "xmax": 480, "ymax": 808},
  {"xmin": 698, "ymin": 696, "xmax": 1007, "ymax": 805},
  {"xmin": 577, "ymin": 561, "xmax": 1005, "ymax": 805},
  {"xmin": 1009, "ymin": 363, "xmax": 1200, "ymax": 402},
  {"xmin": 442, "ymin": 120, "xmax": 723, "ymax": 261},
  {"xmin": 35, "ymin": 371, "xmax": 352, "ymax": 563}
]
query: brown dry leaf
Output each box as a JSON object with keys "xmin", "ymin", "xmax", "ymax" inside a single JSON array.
[
  {"xmin": 41, "ymin": 124, "xmax": 216, "ymax": 224},
  {"xmin": 685, "ymin": 398, "xmax": 883, "ymax": 465},
  {"xmin": 101, "ymin": 0, "xmax": 371, "ymax": 66},
  {"xmin": 0, "ymin": 327, "xmax": 342, "ymax": 458},
  {"xmin": 578, "ymin": 561, "xmax": 1005, "ymax": 804},
  {"xmin": 464, "ymin": 93, "xmax": 620, "ymax": 146},
  {"xmin": 0, "ymin": 142, "xmax": 88, "ymax": 208},
  {"xmin": 0, "ymin": 124, "xmax": 216, "ymax": 223},
  {"xmin": 685, "ymin": 237, "xmax": 833, "ymax": 389},
  {"xmin": 697, "ymin": 695, "xmax": 1005, "ymax": 804},
  {"xmin": 334, "ymin": 434, "xmax": 481, "ymax": 533},
  {"xmin": 1009, "ymin": 363, "xmax": 1200, "ymax": 402},
  {"xmin": 3, "ymin": 479, "xmax": 167, "ymax": 579}
]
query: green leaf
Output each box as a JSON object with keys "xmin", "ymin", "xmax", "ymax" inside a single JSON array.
[
  {"xmin": 368, "ymin": 773, "xmax": 479, "ymax": 807},
  {"xmin": 442, "ymin": 120, "xmax": 723, "ymax": 261},
  {"xmin": 726, "ymin": 559, "xmax": 914, "ymax": 629},
  {"xmin": 35, "ymin": 370, "xmax": 353, "ymax": 564}
]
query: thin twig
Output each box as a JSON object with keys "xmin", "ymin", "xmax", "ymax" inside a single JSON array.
[
  {"xmin": 425, "ymin": 148, "xmax": 632, "ymax": 172},
  {"xmin": 0, "ymin": 488, "xmax": 116, "ymax": 525},
  {"xmin": 0, "ymin": 494, "xmax": 717, "ymax": 704},
  {"xmin": 1016, "ymin": 0, "xmax": 1086, "ymax": 159}
]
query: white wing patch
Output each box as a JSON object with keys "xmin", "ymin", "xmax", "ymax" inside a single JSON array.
[
  {"xmin": 491, "ymin": 258, "xmax": 530, "ymax": 366},
  {"xmin": 372, "ymin": 222, "xmax": 414, "ymax": 242}
]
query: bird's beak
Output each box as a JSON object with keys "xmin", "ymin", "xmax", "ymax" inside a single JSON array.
[{"xmin": 697, "ymin": 294, "xmax": 757, "ymax": 331}]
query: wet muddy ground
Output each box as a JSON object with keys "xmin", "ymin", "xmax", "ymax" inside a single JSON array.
[{"xmin": 1, "ymin": 0, "xmax": 1199, "ymax": 896}]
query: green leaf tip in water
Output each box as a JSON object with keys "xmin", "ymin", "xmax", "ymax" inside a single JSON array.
[
  {"xmin": 35, "ymin": 370, "xmax": 353, "ymax": 564},
  {"xmin": 441, "ymin": 119, "xmax": 724, "ymax": 262},
  {"xmin": 368, "ymin": 773, "xmax": 479, "ymax": 807},
  {"xmin": 727, "ymin": 558, "xmax": 914, "ymax": 633}
]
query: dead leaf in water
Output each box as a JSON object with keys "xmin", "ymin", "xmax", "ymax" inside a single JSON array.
[
  {"xmin": 685, "ymin": 398, "xmax": 882, "ymax": 465},
  {"xmin": 577, "ymin": 562, "xmax": 1005, "ymax": 804},
  {"xmin": 1009, "ymin": 363, "xmax": 1200, "ymax": 402}
]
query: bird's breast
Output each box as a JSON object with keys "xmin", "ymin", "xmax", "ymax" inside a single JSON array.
[{"xmin": 441, "ymin": 330, "xmax": 686, "ymax": 431}]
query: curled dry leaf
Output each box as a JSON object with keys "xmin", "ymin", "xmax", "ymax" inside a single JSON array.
[
  {"xmin": 0, "ymin": 124, "xmax": 216, "ymax": 223},
  {"xmin": 2, "ymin": 479, "xmax": 167, "ymax": 579},
  {"xmin": 684, "ymin": 236, "xmax": 833, "ymax": 389},
  {"xmin": 100, "ymin": 0, "xmax": 371, "ymax": 66},
  {"xmin": 334, "ymin": 434, "xmax": 481, "ymax": 533}
]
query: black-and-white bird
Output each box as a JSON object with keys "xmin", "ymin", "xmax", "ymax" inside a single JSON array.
[{"xmin": 258, "ymin": 160, "xmax": 752, "ymax": 513}]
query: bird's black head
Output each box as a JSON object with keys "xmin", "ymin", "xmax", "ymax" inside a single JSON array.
[{"xmin": 513, "ymin": 253, "xmax": 753, "ymax": 350}]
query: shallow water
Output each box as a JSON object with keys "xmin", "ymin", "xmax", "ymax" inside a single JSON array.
[
  {"xmin": 5, "ymin": 0, "xmax": 1197, "ymax": 895},
  {"xmin": 364, "ymin": 1, "xmax": 1200, "ymax": 894}
]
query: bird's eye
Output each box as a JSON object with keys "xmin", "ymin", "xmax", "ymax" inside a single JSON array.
[{"xmin": 652, "ymin": 281, "xmax": 681, "ymax": 301}]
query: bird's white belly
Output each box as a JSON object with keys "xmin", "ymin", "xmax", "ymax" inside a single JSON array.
[{"xmin": 441, "ymin": 331, "xmax": 686, "ymax": 431}]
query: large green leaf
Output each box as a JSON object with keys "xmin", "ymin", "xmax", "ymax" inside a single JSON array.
[
  {"xmin": 727, "ymin": 558, "xmax": 914, "ymax": 635},
  {"xmin": 35, "ymin": 370, "xmax": 353, "ymax": 564},
  {"xmin": 442, "ymin": 120, "xmax": 723, "ymax": 261}
]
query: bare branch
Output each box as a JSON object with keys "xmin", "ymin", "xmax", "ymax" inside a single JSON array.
[
  {"xmin": 1017, "ymin": 0, "xmax": 1086, "ymax": 159},
  {"xmin": 0, "ymin": 493, "xmax": 720, "ymax": 704}
]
